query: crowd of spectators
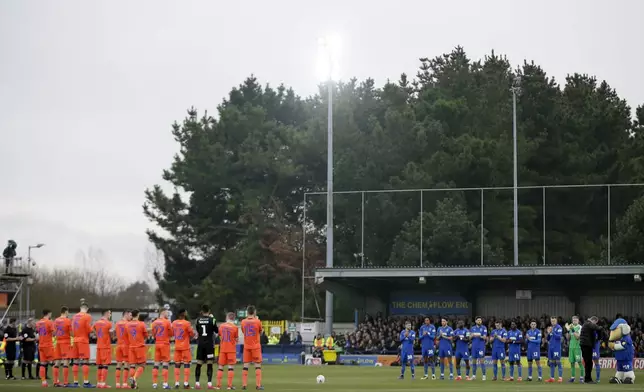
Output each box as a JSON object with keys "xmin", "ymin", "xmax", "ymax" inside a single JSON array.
[{"xmin": 339, "ymin": 313, "xmax": 644, "ymax": 357}]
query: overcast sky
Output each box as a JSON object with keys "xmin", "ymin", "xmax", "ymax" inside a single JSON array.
[{"xmin": 1, "ymin": 0, "xmax": 643, "ymax": 280}]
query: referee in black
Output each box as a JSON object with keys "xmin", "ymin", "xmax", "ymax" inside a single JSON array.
[
  {"xmin": 580, "ymin": 315, "xmax": 602, "ymax": 383},
  {"xmin": 194, "ymin": 305, "xmax": 217, "ymax": 389},
  {"xmin": 3, "ymin": 318, "xmax": 18, "ymax": 380}
]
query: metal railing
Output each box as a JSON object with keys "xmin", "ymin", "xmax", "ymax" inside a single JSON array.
[{"xmin": 302, "ymin": 183, "xmax": 644, "ymax": 267}]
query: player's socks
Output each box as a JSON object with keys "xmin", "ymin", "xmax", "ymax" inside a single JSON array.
[
  {"xmin": 493, "ymin": 364, "xmax": 498, "ymax": 378},
  {"xmin": 423, "ymin": 362, "xmax": 429, "ymax": 376},
  {"xmin": 410, "ymin": 362, "xmax": 415, "ymax": 377},
  {"xmin": 53, "ymin": 365, "xmax": 59, "ymax": 383},
  {"xmin": 73, "ymin": 364, "xmax": 79, "ymax": 382},
  {"xmin": 206, "ymin": 364, "xmax": 213, "ymax": 383},
  {"xmin": 571, "ymin": 365, "xmax": 576, "ymax": 378},
  {"xmin": 195, "ymin": 364, "xmax": 202, "ymax": 383},
  {"xmin": 255, "ymin": 367, "xmax": 262, "ymax": 388},
  {"xmin": 183, "ymin": 365, "xmax": 190, "ymax": 384},
  {"xmin": 510, "ymin": 364, "xmax": 514, "ymax": 378},
  {"xmin": 40, "ymin": 364, "xmax": 48, "ymax": 380},
  {"xmin": 557, "ymin": 362, "xmax": 563, "ymax": 378},
  {"xmin": 550, "ymin": 363, "xmax": 555, "ymax": 378},
  {"xmin": 595, "ymin": 365, "xmax": 600, "ymax": 381},
  {"xmin": 430, "ymin": 361, "xmax": 435, "ymax": 375},
  {"xmin": 63, "ymin": 365, "xmax": 69, "ymax": 385},
  {"xmin": 579, "ymin": 364, "xmax": 585, "ymax": 378},
  {"xmin": 448, "ymin": 361, "xmax": 453, "ymax": 376},
  {"xmin": 242, "ymin": 367, "xmax": 248, "ymax": 386},
  {"xmin": 517, "ymin": 364, "xmax": 522, "ymax": 378},
  {"xmin": 162, "ymin": 365, "xmax": 169, "ymax": 384},
  {"xmin": 174, "ymin": 366, "xmax": 181, "ymax": 384},
  {"xmin": 401, "ymin": 361, "xmax": 406, "ymax": 376},
  {"xmin": 115, "ymin": 367, "xmax": 121, "ymax": 387},
  {"xmin": 528, "ymin": 364, "xmax": 532, "ymax": 378},
  {"xmin": 135, "ymin": 366, "xmax": 144, "ymax": 380},
  {"xmin": 216, "ymin": 369, "xmax": 223, "ymax": 388},
  {"xmin": 227, "ymin": 368, "xmax": 234, "ymax": 388},
  {"xmin": 537, "ymin": 365, "xmax": 542, "ymax": 378},
  {"xmin": 82, "ymin": 364, "xmax": 90, "ymax": 383},
  {"xmin": 153, "ymin": 366, "xmax": 159, "ymax": 384},
  {"xmin": 501, "ymin": 364, "xmax": 506, "ymax": 379},
  {"xmin": 481, "ymin": 362, "xmax": 486, "ymax": 375},
  {"xmin": 472, "ymin": 363, "xmax": 477, "ymax": 376},
  {"xmin": 439, "ymin": 361, "xmax": 444, "ymax": 375}
]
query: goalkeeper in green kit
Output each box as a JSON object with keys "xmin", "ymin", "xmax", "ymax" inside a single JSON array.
[{"xmin": 565, "ymin": 316, "xmax": 585, "ymax": 383}]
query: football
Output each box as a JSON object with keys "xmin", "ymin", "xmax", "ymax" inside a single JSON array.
[{"xmin": 316, "ymin": 375, "xmax": 325, "ymax": 384}]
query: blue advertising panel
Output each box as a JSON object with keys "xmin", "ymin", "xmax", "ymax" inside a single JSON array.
[{"xmin": 389, "ymin": 294, "xmax": 471, "ymax": 316}]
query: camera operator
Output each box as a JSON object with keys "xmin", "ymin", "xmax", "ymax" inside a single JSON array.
[{"xmin": 3, "ymin": 240, "xmax": 17, "ymax": 274}]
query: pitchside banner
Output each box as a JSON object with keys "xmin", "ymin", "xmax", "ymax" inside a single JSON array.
[
  {"xmin": 84, "ymin": 345, "xmax": 299, "ymax": 365},
  {"xmin": 389, "ymin": 294, "xmax": 471, "ymax": 316},
  {"xmin": 339, "ymin": 355, "xmax": 644, "ymax": 369}
]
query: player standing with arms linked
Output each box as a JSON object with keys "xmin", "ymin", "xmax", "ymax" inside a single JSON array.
[
  {"xmin": 453, "ymin": 320, "xmax": 471, "ymax": 380},
  {"xmin": 3, "ymin": 317, "xmax": 18, "ymax": 380},
  {"xmin": 565, "ymin": 316, "xmax": 584, "ymax": 383},
  {"xmin": 36, "ymin": 309, "xmax": 55, "ymax": 388},
  {"xmin": 114, "ymin": 310, "xmax": 131, "ymax": 389},
  {"xmin": 489, "ymin": 320, "xmax": 507, "ymax": 381},
  {"xmin": 71, "ymin": 303, "xmax": 94, "ymax": 388},
  {"xmin": 217, "ymin": 312, "xmax": 239, "ymax": 390},
  {"xmin": 419, "ymin": 318, "xmax": 436, "ymax": 380},
  {"xmin": 507, "ymin": 321, "xmax": 523, "ymax": 381},
  {"xmin": 20, "ymin": 318, "xmax": 37, "ymax": 380},
  {"xmin": 437, "ymin": 318, "xmax": 453, "ymax": 380},
  {"xmin": 151, "ymin": 308, "xmax": 173, "ymax": 389},
  {"xmin": 397, "ymin": 321, "xmax": 415, "ymax": 380},
  {"xmin": 172, "ymin": 309, "xmax": 195, "ymax": 389},
  {"xmin": 127, "ymin": 309, "xmax": 148, "ymax": 389},
  {"xmin": 93, "ymin": 310, "xmax": 113, "ymax": 389},
  {"xmin": 525, "ymin": 320, "xmax": 542, "ymax": 381},
  {"xmin": 545, "ymin": 316, "xmax": 563, "ymax": 383},
  {"xmin": 195, "ymin": 305, "xmax": 217, "ymax": 390},
  {"xmin": 469, "ymin": 316, "xmax": 487, "ymax": 380},
  {"xmin": 53, "ymin": 307, "xmax": 73, "ymax": 387},
  {"xmin": 241, "ymin": 305, "xmax": 264, "ymax": 390}
]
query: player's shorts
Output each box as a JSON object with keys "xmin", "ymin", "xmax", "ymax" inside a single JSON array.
[
  {"xmin": 527, "ymin": 348, "xmax": 540, "ymax": 361},
  {"xmin": 174, "ymin": 348, "xmax": 192, "ymax": 364},
  {"xmin": 22, "ymin": 345, "xmax": 36, "ymax": 362},
  {"xmin": 616, "ymin": 360, "xmax": 633, "ymax": 372},
  {"xmin": 455, "ymin": 350, "xmax": 470, "ymax": 361},
  {"xmin": 129, "ymin": 346, "xmax": 147, "ymax": 365},
  {"xmin": 39, "ymin": 346, "xmax": 55, "ymax": 363},
  {"xmin": 243, "ymin": 348, "xmax": 262, "ymax": 364},
  {"xmin": 421, "ymin": 346, "xmax": 434, "ymax": 358},
  {"xmin": 568, "ymin": 347, "xmax": 582, "ymax": 363},
  {"xmin": 592, "ymin": 349, "xmax": 599, "ymax": 360},
  {"xmin": 218, "ymin": 352, "xmax": 236, "ymax": 366},
  {"xmin": 154, "ymin": 344, "xmax": 171, "ymax": 363},
  {"xmin": 548, "ymin": 347, "xmax": 561, "ymax": 361},
  {"xmin": 400, "ymin": 350, "xmax": 414, "ymax": 363},
  {"xmin": 508, "ymin": 349, "xmax": 521, "ymax": 361},
  {"xmin": 116, "ymin": 345, "xmax": 129, "ymax": 363},
  {"xmin": 71, "ymin": 342, "xmax": 90, "ymax": 359},
  {"xmin": 196, "ymin": 343, "xmax": 215, "ymax": 362},
  {"xmin": 438, "ymin": 347, "xmax": 452, "ymax": 358},
  {"xmin": 471, "ymin": 346, "xmax": 485, "ymax": 359},
  {"xmin": 4, "ymin": 345, "xmax": 16, "ymax": 361},
  {"xmin": 55, "ymin": 341, "xmax": 72, "ymax": 360},
  {"xmin": 491, "ymin": 349, "xmax": 505, "ymax": 361},
  {"xmin": 96, "ymin": 348, "xmax": 112, "ymax": 366}
]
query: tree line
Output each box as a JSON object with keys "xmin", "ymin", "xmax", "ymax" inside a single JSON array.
[{"xmin": 143, "ymin": 47, "xmax": 644, "ymax": 321}]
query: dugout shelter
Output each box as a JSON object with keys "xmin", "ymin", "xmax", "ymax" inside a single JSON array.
[{"xmin": 315, "ymin": 264, "xmax": 644, "ymax": 320}]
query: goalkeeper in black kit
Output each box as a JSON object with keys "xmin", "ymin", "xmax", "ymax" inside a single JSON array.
[{"xmin": 194, "ymin": 305, "xmax": 218, "ymax": 390}]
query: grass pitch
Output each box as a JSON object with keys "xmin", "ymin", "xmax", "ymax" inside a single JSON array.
[{"xmin": 0, "ymin": 365, "xmax": 640, "ymax": 391}]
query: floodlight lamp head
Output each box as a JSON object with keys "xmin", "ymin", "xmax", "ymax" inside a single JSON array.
[{"xmin": 316, "ymin": 34, "xmax": 342, "ymax": 82}]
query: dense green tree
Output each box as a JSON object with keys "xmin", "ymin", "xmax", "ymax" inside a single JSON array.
[{"xmin": 145, "ymin": 48, "xmax": 644, "ymax": 321}]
